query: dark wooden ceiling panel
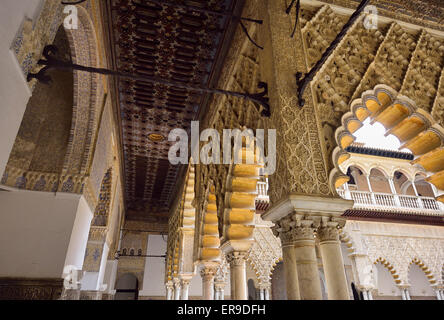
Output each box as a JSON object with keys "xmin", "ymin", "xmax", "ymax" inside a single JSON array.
[{"xmin": 109, "ymin": 0, "xmax": 239, "ymax": 220}]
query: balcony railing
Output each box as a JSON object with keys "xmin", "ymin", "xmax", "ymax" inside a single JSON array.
[
  {"xmin": 257, "ymin": 181, "xmax": 269, "ymax": 200},
  {"xmin": 337, "ymin": 190, "xmax": 444, "ymax": 216}
]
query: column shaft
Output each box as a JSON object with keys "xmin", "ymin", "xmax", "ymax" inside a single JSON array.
[
  {"xmin": 318, "ymin": 227, "xmax": 350, "ymax": 300},
  {"xmin": 293, "ymin": 227, "xmax": 322, "ymax": 300},
  {"xmin": 265, "ymin": 287, "xmax": 270, "ymax": 300},
  {"xmin": 201, "ymin": 266, "xmax": 217, "ymax": 300},
  {"xmin": 227, "ymin": 252, "xmax": 248, "ymax": 300},
  {"xmin": 174, "ymin": 284, "xmax": 181, "ymax": 300},
  {"xmin": 181, "ymin": 280, "xmax": 190, "ymax": 300},
  {"xmin": 282, "ymin": 244, "xmax": 301, "ymax": 300}
]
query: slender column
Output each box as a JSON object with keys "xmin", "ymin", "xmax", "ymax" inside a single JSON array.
[
  {"xmin": 226, "ymin": 251, "xmax": 248, "ymax": 300},
  {"xmin": 201, "ymin": 266, "xmax": 217, "ymax": 300},
  {"xmin": 344, "ymin": 182, "xmax": 352, "ymax": 199},
  {"xmin": 173, "ymin": 279, "xmax": 181, "ymax": 300},
  {"xmin": 388, "ymin": 178, "xmax": 401, "ymax": 207},
  {"xmin": 259, "ymin": 288, "xmax": 265, "ymax": 300},
  {"xmin": 317, "ymin": 225, "xmax": 350, "ymax": 300},
  {"xmin": 435, "ymin": 288, "xmax": 442, "ymax": 300},
  {"xmin": 401, "ymin": 288, "xmax": 407, "ymax": 300},
  {"xmin": 400, "ymin": 287, "xmax": 411, "ymax": 300},
  {"xmin": 215, "ymin": 282, "xmax": 226, "ymax": 300},
  {"xmin": 181, "ymin": 278, "xmax": 191, "ymax": 300},
  {"xmin": 166, "ymin": 281, "xmax": 174, "ymax": 300},
  {"xmin": 410, "ymin": 180, "xmax": 424, "ymax": 208},
  {"xmin": 292, "ymin": 224, "xmax": 322, "ymax": 300},
  {"xmin": 362, "ymin": 290, "xmax": 368, "ymax": 300},
  {"xmin": 279, "ymin": 229, "xmax": 301, "ymax": 300},
  {"xmin": 405, "ymin": 289, "xmax": 411, "ymax": 300},
  {"xmin": 214, "ymin": 282, "xmax": 225, "ymax": 300},
  {"xmin": 365, "ymin": 174, "xmax": 377, "ymax": 204},
  {"xmin": 265, "ymin": 287, "xmax": 270, "ymax": 300}
]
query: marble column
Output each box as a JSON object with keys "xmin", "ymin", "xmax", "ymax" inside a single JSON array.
[
  {"xmin": 405, "ymin": 288, "xmax": 411, "ymax": 300},
  {"xmin": 280, "ymin": 229, "xmax": 300, "ymax": 300},
  {"xmin": 214, "ymin": 282, "xmax": 225, "ymax": 300},
  {"xmin": 201, "ymin": 266, "xmax": 217, "ymax": 300},
  {"xmin": 166, "ymin": 281, "xmax": 174, "ymax": 300},
  {"xmin": 173, "ymin": 279, "xmax": 181, "ymax": 300},
  {"xmin": 293, "ymin": 225, "xmax": 323, "ymax": 300},
  {"xmin": 439, "ymin": 289, "xmax": 444, "ymax": 300},
  {"xmin": 360, "ymin": 288, "xmax": 373, "ymax": 300},
  {"xmin": 259, "ymin": 288, "xmax": 265, "ymax": 300},
  {"xmin": 265, "ymin": 287, "xmax": 270, "ymax": 300},
  {"xmin": 226, "ymin": 251, "xmax": 248, "ymax": 300},
  {"xmin": 317, "ymin": 225, "xmax": 350, "ymax": 300},
  {"xmin": 181, "ymin": 278, "xmax": 191, "ymax": 300}
]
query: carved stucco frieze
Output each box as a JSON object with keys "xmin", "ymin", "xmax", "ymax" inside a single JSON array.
[{"xmin": 344, "ymin": 222, "xmax": 444, "ymax": 287}]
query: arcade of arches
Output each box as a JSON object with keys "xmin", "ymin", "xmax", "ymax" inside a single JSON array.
[{"xmin": 0, "ymin": 0, "xmax": 444, "ymax": 300}]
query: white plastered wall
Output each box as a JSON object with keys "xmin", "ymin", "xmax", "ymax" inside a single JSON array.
[{"xmin": 0, "ymin": 187, "xmax": 93, "ymax": 279}]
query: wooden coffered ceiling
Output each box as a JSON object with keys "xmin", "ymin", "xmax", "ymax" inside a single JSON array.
[{"xmin": 104, "ymin": 0, "xmax": 244, "ymax": 224}]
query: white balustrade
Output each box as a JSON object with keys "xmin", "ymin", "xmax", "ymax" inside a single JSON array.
[
  {"xmin": 256, "ymin": 181, "xmax": 269, "ymax": 200},
  {"xmin": 338, "ymin": 189, "xmax": 444, "ymax": 216}
]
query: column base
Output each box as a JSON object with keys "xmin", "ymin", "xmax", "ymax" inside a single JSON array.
[{"xmin": 0, "ymin": 278, "xmax": 63, "ymax": 300}]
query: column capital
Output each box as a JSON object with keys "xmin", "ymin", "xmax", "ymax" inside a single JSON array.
[
  {"xmin": 214, "ymin": 282, "xmax": 226, "ymax": 290},
  {"xmin": 225, "ymin": 251, "xmax": 248, "ymax": 266},
  {"xmin": 200, "ymin": 266, "xmax": 218, "ymax": 280},
  {"xmin": 273, "ymin": 216, "xmax": 318, "ymax": 243},
  {"xmin": 291, "ymin": 225, "xmax": 316, "ymax": 241},
  {"xmin": 316, "ymin": 226, "xmax": 340, "ymax": 242},
  {"xmin": 258, "ymin": 283, "xmax": 271, "ymax": 290}
]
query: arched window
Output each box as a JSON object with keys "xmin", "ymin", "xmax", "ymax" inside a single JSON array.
[
  {"xmin": 369, "ymin": 168, "xmax": 390, "ymax": 194},
  {"xmin": 408, "ymin": 263, "xmax": 435, "ymax": 299},
  {"xmin": 373, "ymin": 262, "xmax": 401, "ymax": 300}
]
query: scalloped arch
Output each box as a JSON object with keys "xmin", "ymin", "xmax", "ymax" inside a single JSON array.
[
  {"xmin": 330, "ymin": 84, "xmax": 444, "ymax": 203},
  {"xmin": 374, "ymin": 257, "xmax": 401, "ymax": 284},
  {"xmin": 409, "ymin": 258, "xmax": 438, "ymax": 286}
]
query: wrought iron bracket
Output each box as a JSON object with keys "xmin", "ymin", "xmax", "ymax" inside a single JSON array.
[
  {"xmin": 27, "ymin": 45, "xmax": 271, "ymax": 117},
  {"xmin": 286, "ymin": 0, "xmax": 301, "ymax": 38},
  {"xmin": 295, "ymin": 0, "xmax": 370, "ymax": 108}
]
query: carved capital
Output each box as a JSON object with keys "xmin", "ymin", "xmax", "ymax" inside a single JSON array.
[
  {"xmin": 200, "ymin": 267, "xmax": 217, "ymax": 280},
  {"xmin": 291, "ymin": 226, "xmax": 315, "ymax": 241},
  {"xmin": 214, "ymin": 282, "xmax": 226, "ymax": 290},
  {"xmin": 278, "ymin": 229, "xmax": 294, "ymax": 246},
  {"xmin": 226, "ymin": 251, "xmax": 248, "ymax": 267},
  {"xmin": 165, "ymin": 282, "xmax": 174, "ymax": 290},
  {"xmin": 180, "ymin": 278, "xmax": 191, "ymax": 287},
  {"xmin": 317, "ymin": 226, "xmax": 340, "ymax": 242}
]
